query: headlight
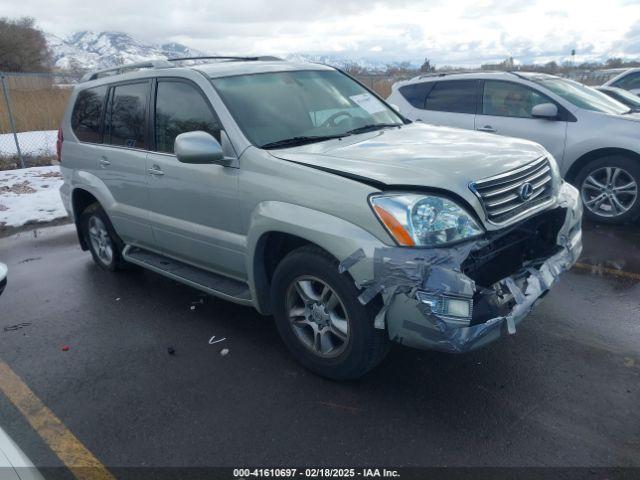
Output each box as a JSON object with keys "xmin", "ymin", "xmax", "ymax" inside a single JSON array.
[{"xmin": 370, "ymin": 193, "xmax": 483, "ymax": 247}]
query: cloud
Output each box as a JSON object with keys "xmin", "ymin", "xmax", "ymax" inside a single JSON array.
[{"xmin": 1, "ymin": 0, "xmax": 639, "ymax": 66}]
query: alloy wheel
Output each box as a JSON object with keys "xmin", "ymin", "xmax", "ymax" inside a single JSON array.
[
  {"xmin": 88, "ymin": 216, "xmax": 114, "ymax": 265},
  {"xmin": 581, "ymin": 166, "xmax": 638, "ymax": 218},
  {"xmin": 285, "ymin": 276, "xmax": 350, "ymax": 358}
]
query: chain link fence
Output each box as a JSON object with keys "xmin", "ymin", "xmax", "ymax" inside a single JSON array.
[{"xmin": 0, "ymin": 71, "xmax": 81, "ymax": 170}]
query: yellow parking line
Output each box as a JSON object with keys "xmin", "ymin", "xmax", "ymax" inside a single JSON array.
[
  {"xmin": 0, "ymin": 360, "xmax": 115, "ymax": 480},
  {"xmin": 573, "ymin": 262, "xmax": 640, "ymax": 282}
]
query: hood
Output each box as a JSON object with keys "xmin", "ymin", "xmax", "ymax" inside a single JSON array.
[{"xmin": 270, "ymin": 123, "xmax": 548, "ymax": 217}]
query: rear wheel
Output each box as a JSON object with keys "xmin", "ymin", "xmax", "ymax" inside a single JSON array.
[
  {"xmin": 271, "ymin": 246, "xmax": 389, "ymax": 380},
  {"xmin": 575, "ymin": 155, "xmax": 640, "ymax": 223},
  {"xmin": 80, "ymin": 203, "xmax": 126, "ymax": 271}
]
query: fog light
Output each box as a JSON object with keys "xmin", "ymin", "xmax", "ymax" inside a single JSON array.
[{"xmin": 416, "ymin": 291, "xmax": 473, "ymax": 320}]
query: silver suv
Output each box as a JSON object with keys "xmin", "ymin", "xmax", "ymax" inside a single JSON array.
[
  {"xmin": 59, "ymin": 57, "xmax": 582, "ymax": 380},
  {"xmin": 388, "ymin": 72, "xmax": 640, "ymax": 223}
]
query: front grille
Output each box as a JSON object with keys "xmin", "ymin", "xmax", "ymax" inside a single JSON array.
[{"xmin": 470, "ymin": 157, "xmax": 554, "ymax": 224}]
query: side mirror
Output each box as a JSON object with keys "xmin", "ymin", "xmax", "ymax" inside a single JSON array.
[
  {"xmin": 389, "ymin": 103, "xmax": 401, "ymax": 112},
  {"xmin": 531, "ymin": 103, "xmax": 558, "ymax": 119},
  {"xmin": 174, "ymin": 131, "xmax": 228, "ymax": 165}
]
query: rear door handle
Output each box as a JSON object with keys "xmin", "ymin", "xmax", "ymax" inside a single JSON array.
[
  {"xmin": 477, "ymin": 125, "xmax": 497, "ymax": 133},
  {"xmin": 148, "ymin": 165, "xmax": 164, "ymax": 176},
  {"xmin": 99, "ymin": 157, "xmax": 111, "ymax": 167}
]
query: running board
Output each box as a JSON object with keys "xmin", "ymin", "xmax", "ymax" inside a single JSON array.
[{"xmin": 122, "ymin": 246, "xmax": 253, "ymax": 306}]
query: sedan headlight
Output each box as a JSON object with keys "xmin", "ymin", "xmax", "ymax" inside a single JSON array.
[{"xmin": 370, "ymin": 193, "xmax": 483, "ymax": 247}]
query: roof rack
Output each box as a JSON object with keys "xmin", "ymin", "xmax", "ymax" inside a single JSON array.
[
  {"xmin": 80, "ymin": 55, "xmax": 284, "ymax": 82},
  {"xmin": 167, "ymin": 55, "xmax": 282, "ymax": 62},
  {"xmin": 81, "ymin": 59, "xmax": 173, "ymax": 82}
]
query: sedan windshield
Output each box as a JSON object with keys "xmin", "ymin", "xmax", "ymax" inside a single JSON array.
[
  {"xmin": 600, "ymin": 88, "xmax": 640, "ymax": 110},
  {"xmin": 534, "ymin": 77, "xmax": 630, "ymax": 115},
  {"xmin": 212, "ymin": 70, "xmax": 403, "ymax": 148}
]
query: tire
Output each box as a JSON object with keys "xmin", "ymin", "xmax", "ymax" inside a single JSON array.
[
  {"xmin": 271, "ymin": 245, "xmax": 389, "ymax": 380},
  {"xmin": 574, "ymin": 155, "xmax": 640, "ymax": 224},
  {"xmin": 80, "ymin": 203, "xmax": 126, "ymax": 271}
]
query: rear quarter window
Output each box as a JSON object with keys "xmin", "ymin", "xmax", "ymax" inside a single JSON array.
[
  {"xmin": 71, "ymin": 86, "xmax": 108, "ymax": 143},
  {"xmin": 398, "ymin": 82, "xmax": 433, "ymax": 109}
]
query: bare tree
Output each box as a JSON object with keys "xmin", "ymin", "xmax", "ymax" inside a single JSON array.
[
  {"xmin": 420, "ymin": 58, "xmax": 435, "ymax": 73},
  {"xmin": 0, "ymin": 17, "xmax": 52, "ymax": 72}
]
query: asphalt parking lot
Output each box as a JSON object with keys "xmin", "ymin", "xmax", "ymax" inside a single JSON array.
[{"xmin": 0, "ymin": 221, "xmax": 639, "ymax": 476}]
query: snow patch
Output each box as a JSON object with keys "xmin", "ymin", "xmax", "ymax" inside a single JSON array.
[{"xmin": 0, "ymin": 166, "xmax": 67, "ymax": 228}]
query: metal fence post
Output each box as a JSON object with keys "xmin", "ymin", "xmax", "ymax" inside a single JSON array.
[{"xmin": 1, "ymin": 74, "xmax": 26, "ymax": 169}]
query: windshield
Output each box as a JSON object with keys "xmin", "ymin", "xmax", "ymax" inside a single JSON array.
[
  {"xmin": 534, "ymin": 77, "xmax": 630, "ymax": 114},
  {"xmin": 212, "ymin": 70, "xmax": 403, "ymax": 148},
  {"xmin": 605, "ymin": 88, "xmax": 640, "ymax": 108}
]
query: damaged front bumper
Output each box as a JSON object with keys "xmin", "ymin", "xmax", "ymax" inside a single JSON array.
[{"xmin": 339, "ymin": 182, "xmax": 583, "ymax": 354}]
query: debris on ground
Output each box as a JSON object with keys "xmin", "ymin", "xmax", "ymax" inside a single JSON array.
[
  {"xmin": 220, "ymin": 348, "xmax": 229, "ymax": 356},
  {"xmin": 18, "ymin": 257, "xmax": 41, "ymax": 264},
  {"xmin": 3, "ymin": 322, "xmax": 31, "ymax": 332},
  {"xmin": 167, "ymin": 346, "xmax": 176, "ymax": 355},
  {"xmin": 209, "ymin": 335, "xmax": 226, "ymax": 345},
  {"xmin": 61, "ymin": 345, "xmax": 70, "ymax": 352}
]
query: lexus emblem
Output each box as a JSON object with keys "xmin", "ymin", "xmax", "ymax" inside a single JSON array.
[{"xmin": 519, "ymin": 182, "xmax": 534, "ymax": 201}]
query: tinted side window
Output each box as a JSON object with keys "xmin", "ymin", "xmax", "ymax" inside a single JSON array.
[
  {"xmin": 482, "ymin": 81, "xmax": 548, "ymax": 118},
  {"xmin": 614, "ymin": 72, "xmax": 640, "ymax": 90},
  {"xmin": 398, "ymin": 82, "xmax": 433, "ymax": 109},
  {"xmin": 154, "ymin": 81, "xmax": 221, "ymax": 154},
  {"xmin": 106, "ymin": 82, "xmax": 149, "ymax": 149},
  {"xmin": 71, "ymin": 86, "xmax": 107, "ymax": 143},
  {"xmin": 424, "ymin": 80, "xmax": 477, "ymax": 114}
]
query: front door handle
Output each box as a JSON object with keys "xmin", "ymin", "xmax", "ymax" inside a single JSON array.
[
  {"xmin": 477, "ymin": 125, "xmax": 497, "ymax": 133},
  {"xmin": 99, "ymin": 157, "xmax": 111, "ymax": 167},
  {"xmin": 148, "ymin": 165, "xmax": 164, "ymax": 176}
]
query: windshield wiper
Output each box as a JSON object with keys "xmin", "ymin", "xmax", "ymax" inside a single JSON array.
[
  {"xmin": 345, "ymin": 123, "xmax": 402, "ymax": 135},
  {"xmin": 260, "ymin": 135, "xmax": 345, "ymax": 149}
]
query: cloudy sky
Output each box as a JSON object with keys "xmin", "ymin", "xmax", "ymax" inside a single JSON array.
[{"xmin": 3, "ymin": 0, "xmax": 640, "ymax": 66}]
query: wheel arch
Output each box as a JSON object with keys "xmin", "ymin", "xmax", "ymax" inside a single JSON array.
[
  {"xmin": 71, "ymin": 188, "xmax": 100, "ymax": 250},
  {"xmin": 246, "ymin": 201, "xmax": 385, "ymax": 315},
  {"xmin": 565, "ymin": 147, "xmax": 640, "ymax": 184}
]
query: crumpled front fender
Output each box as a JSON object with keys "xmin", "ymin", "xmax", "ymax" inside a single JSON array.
[{"xmin": 338, "ymin": 182, "xmax": 583, "ymax": 353}]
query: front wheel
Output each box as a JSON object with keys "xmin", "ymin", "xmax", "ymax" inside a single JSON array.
[
  {"xmin": 575, "ymin": 155, "xmax": 640, "ymax": 223},
  {"xmin": 271, "ymin": 246, "xmax": 389, "ymax": 380}
]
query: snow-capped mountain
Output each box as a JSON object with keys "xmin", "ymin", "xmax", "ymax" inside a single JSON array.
[
  {"xmin": 48, "ymin": 31, "xmax": 208, "ymax": 71},
  {"xmin": 47, "ymin": 30, "xmax": 395, "ymax": 72}
]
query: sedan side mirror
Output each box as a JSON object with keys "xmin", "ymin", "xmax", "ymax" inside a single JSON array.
[
  {"xmin": 174, "ymin": 131, "xmax": 229, "ymax": 165},
  {"xmin": 531, "ymin": 102, "xmax": 559, "ymax": 119}
]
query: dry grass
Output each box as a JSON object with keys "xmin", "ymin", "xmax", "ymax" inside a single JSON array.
[
  {"xmin": 355, "ymin": 76, "xmax": 396, "ymax": 99},
  {"xmin": 0, "ymin": 87, "xmax": 71, "ymax": 134},
  {"xmin": 0, "ymin": 155, "xmax": 56, "ymax": 171}
]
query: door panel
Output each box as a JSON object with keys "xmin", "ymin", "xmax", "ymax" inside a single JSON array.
[
  {"xmin": 146, "ymin": 79, "xmax": 243, "ymax": 279},
  {"xmin": 475, "ymin": 80, "xmax": 567, "ymax": 162},
  {"xmin": 93, "ymin": 81, "xmax": 154, "ymax": 246}
]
